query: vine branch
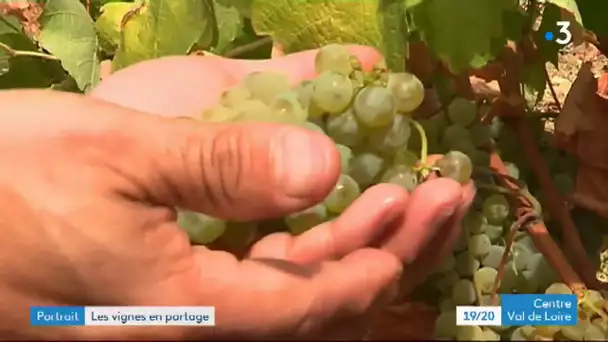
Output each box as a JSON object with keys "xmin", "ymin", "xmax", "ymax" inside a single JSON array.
[{"xmin": 0, "ymin": 41, "xmax": 59, "ymax": 61}]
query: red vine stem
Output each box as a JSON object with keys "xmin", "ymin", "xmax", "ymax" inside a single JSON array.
[{"xmin": 489, "ymin": 153, "xmax": 587, "ymax": 297}]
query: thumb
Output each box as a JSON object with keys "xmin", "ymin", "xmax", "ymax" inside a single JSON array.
[{"xmin": 130, "ymin": 115, "xmax": 341, "ymax": 220}]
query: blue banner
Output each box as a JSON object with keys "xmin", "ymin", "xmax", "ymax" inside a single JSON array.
[
  {"xmin": 500, "ymin": 294, "xmax": 577, "ymax": 326},
  {"xmin": 30, "ymin": 306, "xmax": 85, "ymax": 326}
]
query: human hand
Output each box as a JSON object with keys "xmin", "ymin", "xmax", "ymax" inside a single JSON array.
[{"xmin": 0, "ymin": 46, "xmax": 473, "ymax": 340}]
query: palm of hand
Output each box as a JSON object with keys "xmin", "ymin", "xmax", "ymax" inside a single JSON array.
[{"xmin": 0, "ymin": 46, "xmax": 474, "ymax": 340}]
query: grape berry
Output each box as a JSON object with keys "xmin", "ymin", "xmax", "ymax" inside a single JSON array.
[{"xmin": 178, "ymin": 44, "xmax": 595, "ymax": 341}]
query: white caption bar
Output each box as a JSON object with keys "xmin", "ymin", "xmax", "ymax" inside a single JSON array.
[
  {"xmin": 84, "ymin": 306, "xmax": 215, "ymax": 326},
  {"xmin": 456, "ymin": 305, "xmax": 502, "ymax": 326}
]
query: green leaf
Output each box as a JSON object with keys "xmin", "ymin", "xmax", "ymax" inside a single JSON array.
[
  {"xmin": 534, "ymin": 3, "xmax": 562, "ymax": 67},
  {"xmin": 0, "ymin": 33, "xmax": 60, "ymax": 88},
  {"xmin": 212, "ymin": 1, "xmax": 244, "ymax": 54},
  {"xmin": 38, "ymin": 0, "xmax": 101, "ymax": 93},
  {"xmin": 546, "ymin": 0, "xmax": 583, "ymax": 23},
  {"xmin": 405, "ymin": 0, "xmax": 507, "ymax": 72},
  {"xmin": 545, "ymin": 0, "xmax": 584, "ymax": 45},
  {"xmin": 379, "ymin": 0, "xmax": 408, "ymax": 72},
  {"xmin": 112, "ymin": 0, "xmax": 217, "ymax": 71},
  {"xmin": 522, "ymin": 60, "xmax": 546, "ymax": 106},
  {"xmin": 216, "ymin": 0, "xmax": 252, "ymax": 17},
  {"xmin": 576, "ymin": 0, "xmax": 608, "ymax": 37},
  {"xmin": 250, "ymin": 0, "xmax": 381, "ymax": 53},
  {"xmin": 95, "ymin": 1, "xmax": 140, "ymax": 55}
]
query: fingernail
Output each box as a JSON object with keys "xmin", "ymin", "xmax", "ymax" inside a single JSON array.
[{"xmin": 273, "ymin": 127, "xmax": 332, "ymax": 197}]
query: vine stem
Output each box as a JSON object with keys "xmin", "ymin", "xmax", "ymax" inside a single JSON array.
[
  {"xmin": 224, "ymin": 37, "xmax": 273, "ymax": 58},
  {"xmin": 410, "ymin": 119, "xmax": 428, "ymax": 167},
  {"xmin": 0, "ymin": 41, "xmax": 58, "ymax": 61},
  {"xmin": 488, "ymin": 152, "xmax": 587, "ymax": 298}
]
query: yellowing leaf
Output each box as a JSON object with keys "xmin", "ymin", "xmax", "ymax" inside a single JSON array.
[
  {"xmin": 38, "ymin": 0, "xmax": 101, "ymax": 93},
  {"xmin": 112, "ymin": 0, "xmax": 217, "ymax": 71},
  {"xmin": 250, "ymin": 0, "xmax": 381, "ymax": 53},
  {"xmin": 95, "ymin": 1, "xmax": 140, "ymax": 55}
]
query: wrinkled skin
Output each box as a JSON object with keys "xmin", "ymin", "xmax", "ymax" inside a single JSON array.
[{"xmin": 0, "ymin": 45, "xmax": 474, "ymax": 340}]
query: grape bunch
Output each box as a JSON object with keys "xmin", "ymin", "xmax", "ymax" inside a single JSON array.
[
  {"xmin": 177, "ymin": 43, "xmax": 474, "ymax": 248},
  {"xmin": 172, "ymin": 43, "xmax": 608, "ymax": 341}
]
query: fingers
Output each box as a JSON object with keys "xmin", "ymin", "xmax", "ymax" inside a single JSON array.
[
  {"xmin": 89, "ymin": 45, "xmax": 382, "ymax": 117},
  {"xmin": 135, "ymin": 118, "xmax": 341, "ymax": 220},
  {"xmin": 248, "ymin": 184, "xmax": 408, "ymax": 263},
  {"xmin": 300, "ymin": 248, "xmax": 402, "ymax": 337},
  {"xmin": 381, "ymin": 177, "xmax": 475, "ymax": 262}
]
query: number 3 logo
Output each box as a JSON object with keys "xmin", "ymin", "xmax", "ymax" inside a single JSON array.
[{"xmin": 556, "ymin": 21, "xmax": 572, "ymax": 45}]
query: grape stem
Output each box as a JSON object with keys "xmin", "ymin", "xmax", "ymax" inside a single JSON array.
[{"xmin": 410, "ymin": 119, "xmax": 430, "ymax": 178}]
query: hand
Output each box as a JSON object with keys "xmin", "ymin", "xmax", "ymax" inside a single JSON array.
[{"xmin": 0, "ymin": 46, "xmax": 474, "ymax": 340}]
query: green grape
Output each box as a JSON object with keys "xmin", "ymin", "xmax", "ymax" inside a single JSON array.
[
  {"xmin": 545, "ymin": 282, "xmax": 572, "ymax": 295},
  {"xmin": 447, "ymin": 97, "xmax": 477, "ymax": 127},
  {"xmin": 294, "ymin": 81, "xmax": 314, "ymax": 107},
  {"xmin": 511, "ymin": 326, "xmax": 535, "ymax": 341},
  {"xmin": 335, "ymin": 144, "xmax": 353, "ymax": 172},
  {"xmin": 220, "ymin": 84, "xmax": 252, "ymax": 107},
  {"xmin": 314, "ymin": 44, "xmax": 353, "ymax": 76},
  {"xmin": 452, "ymin": 231, "xmax": 469, "ymax": 252},
  {"xmin": 353, "ymin": 85, "xmax": 396, "ymax": 128},
  {"xmin": 488, "ymin": 116, "xmax": 504, "ymax": 138},
  {"xmin": 311, "ymin": 71, "xmax": 354, "ymax": 114},
  {"xmin": 285, "ymin": 204, "xmax": 328, "ymax": 235},
  {"xmin": 326, "ymin": 109, "xmax": 367, "ymax": 147},
  {"xmin": 483, "ymin": 224, "xmax": 504, "ymax": 242},
  {"xmin": 512, "ymin": 242, "xmax": 532, "ymax": 272},
  {"xmin": 452, "ymin": 279, "xmax": 476, "ymax": 305},
  {"xmin": 348, "ymin": 152, "xmax": 386, "ymax": 188},
  {"xmin": 561, "ymin": 319, "xmax": 589, "ymax": 340},
  {"xmin": 469, "ymin": 234, "xmax": 491, "ymax": 258},
  {"xmin": 442, "ymin": 124, "xmax": 472, "ymax": 146},
  {"xmin": 479, "ymin": 294, "xmax": 500, "ymax": 306},
  {"xmin": 436, "ymin": 150, "xmax": 473, "ymax": 184},
  {"xmin": 368, "ymin": 115, "xmax": 412, "ymax": 152},
  {"xmin": 232, "ymin": 99, "xmax": 270, "ymax": 122},
  {"xmin": 481, "ymin": 245, "xmax": 505, "ymax": 269},
  {"xmin": 177, "ymin": 211, "xmax": 226, "ymax": 244},
  {"xmin": 350, "ymin": 55, "xmax": 363, "ymax": 71},
  {"xmin": 524, "ymin": 253, "xmax": 558, "ymax": 291},
  {"xmin": 456, "ymin": 326, "xmax": 484, "ymax": 341},
  {"xmin": 474, "ymin": 267, "xmax": 498, "ymax": 294},
  {"xmin": 482, "ymin": 194, "xmax": 510, "ymax": 225},
  {"xmin": 515, "ymin": 269, "xmax": 540, "ymax": 293},
  {"xmin": 469, "ymin": 149, "xmax": 491, "ymax": 167},
  {"xmin": 584, "ymin": 325, "xmax": 606, "ymax": 340},
  {"xmin": 455, "ymin": 251, "xmax": 480, "ymax": 277},
  {"xmin": 552, "ymin": 173, "xmax": 575, "ymax": 196},
  {"xmin": 481, "ymin": 328, "xmax": 501, "ymax": 341},
  {"xmin": 379, "ymin": 165, "xmax": 417, "ymax": 192},
  {"xmin": 201, "ymin": 105, "xmax": 239, "ymax": 123},
  {"xmin": 302, "ymin": 121, "xmax": 325, "ymax": 134},
  {"xmin": 504, "ymin": 161, "xmax": 520, "ymax": 179},
  {"xmin": 463, "ymin": 211, "xmax": 487, "ymax": 234},
  {"xmin": 386, "ymin": 72, "xmax": 425, "ymax": 113},
  {"xmin": 392, "ymin": 149, "xmax": 418, "ymax": 167},
  {"xmin": 436, "ymin": 253, "xmax": 456, "ymax": 273},
  {"xmin": 269, "ymin": 91, "xmax": 308, "ymax": 124},
  {"xmin": 439, "ymin": 297, "xmax": 456, "ymax": 313},
  {"xmin": 324, "ymin": 174, "xmax": 361, "ymax": 213},
  {"xmin": 468, "ymin": 123, "xmax": 493, "ymax": 148},
  {"xmin": 437, "ymin": 270, "xmax": 460, "ymax": 294},
  {"xmin": 535, "ymin": 326, "xmax": 560, "ymax": 339},
  {"xmin": 220, "ymin": 221, "xmax": 258, "ymax": 249},
  {"xmin": 243, "ymin": 71, "xmax": 290, "ymax": 104},
  {"xmin": 434, "ymin": 311, "xmax": 457, "ymax": 340}
]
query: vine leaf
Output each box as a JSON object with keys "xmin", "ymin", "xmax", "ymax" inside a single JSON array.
[
  {"xmin": 211, "ymin": 1, "xmax": 244, "ymax": 54},
  {"xmin": 576, "ymin": 0, "xmax": 608, "ymax": 37},
  {"xmin": 216, "ymin": 0, "xmax": 253, "ymax": 18},
  {"xmin": 405, "ymin": 0, "xmax": 508, "ymax": 73},
  {"xmin": 95, "ymin": 1, "xmax": 140, "ymax": 55},
  {"xmin": 38, "ymin": 0, "xmax": 101, "ymax": 93},
  {"xmin": 379, "ymin": 0, "xmax": 408, "ymax": 71},
  {"xmin": 112, "ymin": 0, "xmax": 217, "ymax": 71},
  {"xmin": 250, "ymin": 0, "xmax": 381, "ymax": 53},
  {"xmin": 0, "ymin": 16, "xmax": 63, "ymax": 87}
]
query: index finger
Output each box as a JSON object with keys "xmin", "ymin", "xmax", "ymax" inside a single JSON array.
[{"xmin": 90, "ymin": 45, "xmax": 382, "ymax": 118}]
